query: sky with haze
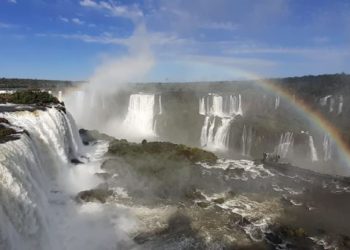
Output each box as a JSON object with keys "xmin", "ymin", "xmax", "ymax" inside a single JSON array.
[{"xmin": 0, "ymin": 0, "xmax": 349, "ymax": 81}]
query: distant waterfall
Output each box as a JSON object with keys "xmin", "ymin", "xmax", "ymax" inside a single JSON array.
[
  {"xmin": 275, "ymin": 96, "xmax": 280, "ymax": 109},
  {"xmin": 199, "ymin": 93, "xmax": 242, "ymax": 150},
  {"xmin": 309, "ymin": 135, "xmax": 319, "ymax": 162},
  {"xmin": 199, "ymin": 97, "xmax": 206, "ymax": 115},
  {"xmin": 200, "ymin": 116, "xmax": 210, "ymax": 146},
  {"xmin": 199, "ymin": 93, "xmax": 242, "ymax": 117},
  {"xmin": 320, "ymin": 95, "xmax": 342, "ymax": 114},
  {"xmin": 329, "ymin": 98, "xmax": 335, "ymax": 112},
  {"xmin": 338, "ymin": 95, "xmax": 343, "ymax": 115},
  {"xmin": 276, "ymin": 132, "xmax": 294, "ymax": 158},
  {"xmin": 242, "ymin": 125, "xmax": 253, "ymax": 156},
  {"xmin": 158, "ymin": 95, "xmax": 162, "ymax": 115},
  {"xmin": 124, "ymin": 93, "xmax": 156, "ymax": 137},
  {"xmin": 207, "ymin": 117, "xmax": 216, "ymax": 145},
  {"xmin": 211, "ymin": 118, "xmax": 231, "ymax": 150},
  {"xmin": 58, "ymin": 91, "xmax": 63, "ymax": 102},
  {"xmin": 323, "ymin": 134, "xmax": 332, "ymax": 161},
  {"xmin": 320, "ymin": 95, "xmax": 332, "ymax": 106}
]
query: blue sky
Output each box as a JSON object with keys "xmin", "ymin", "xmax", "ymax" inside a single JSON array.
[{"xmin": 0, "ymin": 0, "xmax": 349, "ymax": 81}]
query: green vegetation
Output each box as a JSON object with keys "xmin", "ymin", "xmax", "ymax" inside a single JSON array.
[
  {"xmin": 0, "ymin": 77, "xmax": 74, "ymax": 89},
  {"xmin": 102, "ymin": 139, "xmax": 217, "ymax": 199},
  {"xmin": 108, "ymin": 139, "xmax": 217, "ymax": 165},
  {"xmin": 0, "ymin": 90, "xmax": 60, "ymax": 104}
]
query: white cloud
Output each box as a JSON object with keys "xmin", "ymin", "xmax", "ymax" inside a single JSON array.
[
  {"xmin": 226, "ymin": 46, "xmax": 350, "ymax": 57},
  {"xmin": 0, "ymin": 22, "xmax": 15, "ymax": 28},
  {"xmin": 80, "ymin": 0, "xmax": 98, "ymax": 8},
  {"xmin": 199, "ymin": 21, "xmax": 238, "ymax": 31},
  {"xmin": 79, "ymin": 0, "xmax": 143, "ymax": 21},
  {"xmin": 59, "ymin": 16, "xmax": 69, "ymax": 23},
  {"xmin": 8, "ymin": 0, "xmax": 17, "ymax": 4},
  {"xmin": 37, "ymin": 33, "xmax": 128, "ymax": 45},
  {"xmin": 59, "ymin": 17, "xmax": 86, "ymax": 25},
  {"xmin": 72, "ymin": 18, "xmax": 84, "ymax": 25},
  {"xmin": 39, "ymin": 30, "xmax": 193, "ymax": 49}
]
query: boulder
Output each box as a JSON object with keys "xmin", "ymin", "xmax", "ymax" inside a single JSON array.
[{"xmin": 76, "ymin": 189, "xmax": 113, "ymax": 203}]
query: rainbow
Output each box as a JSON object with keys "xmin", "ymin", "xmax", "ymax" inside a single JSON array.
[
  {"xmin": 194, "ymin": 60, "xmax": 350, "ymax": 171},
  {"xmin": 234, "ymin": 71, "xmax": 350, "ymax": 171}
]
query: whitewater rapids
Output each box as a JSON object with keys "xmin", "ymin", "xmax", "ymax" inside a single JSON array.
[{"xmin": 0, "ymin": 107, "xmax": 135, "ymax": 250}]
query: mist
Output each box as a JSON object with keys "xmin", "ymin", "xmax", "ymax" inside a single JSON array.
[{"xmin": 63, "ymin": 22, "xmax": 155, "ymax": 141}]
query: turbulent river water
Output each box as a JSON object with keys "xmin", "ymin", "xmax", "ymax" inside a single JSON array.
[{"xmin": 1, "ymin": 105, "xmax": 350, "ymax": 249}]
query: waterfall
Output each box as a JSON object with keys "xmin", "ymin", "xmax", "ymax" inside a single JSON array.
[
  {"xmin": 242, "ymin": 125, "xmax": 253, "ymax": 156},
  {"xmin": 199, "ymin": 93, "xmax": 243, "ymax": 151},
  {"xmin": 309, "ymin": 135, "xmax": 319, "ymax": 162},
  {"xmin": 320, "ymin": 95, "xmax": 332, "ymax": 106},
  {"xmin": 338, "ymin": 95, "xmax": 343, "ymax": 115},
  {"xmin": 323, "ymin": 134, "xmax": 332, "ymax": 161},
  {"xmin": 199, "ymin": 97, "xmax": 206, "ymax": 115},
  {"xmin": 275, "ymin": 96, "xmax": 280, "ymax": 109},
  {"xmin": 158, "ymin": 95, "xmax": 162, "ymax": 115},
  {"xmin": 242, "ymin": 125, "xmax": 247, "ymax": 156},
  {"xmin": 207, "ymin": 117, "xmax": 216, "ymax": 145},
  {"xmin": 199, "ymin": 93, "xmax": 242, "ymax": 117},
  {"xmin": 123, "ymin": 93, "xmax": 156, "ymax": 137},
  {"xmin": 229, "ymin": 94, "xmax": 242, "ymax": 116},
  {"xmin": 211, "ymin": 95, "xmax": 224, "ymax": 116},
  {"xmin": 0, "ymin": 108, "xmax": 81, "ymax": 249},
  {"xmin": 320, "ymin": 95, "xmax": 336, "ymax": 113},
  {"xmin": 58, "ymin": 91, "xmax": 63, "ymax": 102},
  {"xmin": 0, "ymin": 107, "xmax": 128, "ymax": 250},
  {"xmin": 276, "ymin": 132, "xmax": 294, "ymax": 158},
  {"xmin": 329, "ymin": 97, "xmax": 335, "ymax": 112},
  {"xmin": 212, "ymin": 118, "xmax": 232, "ymax": 150},
  {"xmin": 2, "ymin": 108, "xmax": 83, "ymax": 162},
  {"xmin": 200, "ymin": 116, "xmax": 210, "ymax": 146}
]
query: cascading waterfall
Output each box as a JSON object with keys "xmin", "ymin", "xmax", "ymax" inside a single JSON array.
[
  {"xmin": 319, "ymin": 95, "xmax": 342, "ymax": 113},
  {"xmin": 338, "ymin": 95, "xmax": 343, "ymax": 115},
  {"xmin": 199, "ymin": 97, "xmax": 206, "ymax": 115},
  {"xmin": 242, "ymin": 125, "xmax": 253, "ymax": 156},
  {"xmin": 309, "ymin": 135, "xmax": 319, "ymax": 162},
  {"xmin": 275, "ymin": 96, "xmax": 280, "ymax": 109},
  {"xmin": 323, "ymin": 134, "xmax": 332, "ymax": 161},
  {"xmin": 276, "ymin": 132, "xmax": 294, "ymax": 158},
  {"xmin": 124, "ymin": 93, "xmax": 156, "ymax": 137},
  {"xmin": 158, "ymin": 95, "xmax": 162, "ymax": 115},
  {"xmin": 0, "ymin": 107, "xmax": 126, "ymax": 250},
  {"xmin": 207, "ymin": 117, "xmax": 217, "ymax": 145},
  {"xmin": 211, "ymin": 118, "xmax": 232, "ymax": 150},
  {"xmin": 320, "ymin": 95, "xmax": 332, "ymax": 106},
  {"xmin": 200, "ymin": 116, "xmax": 210, "ymax": 146},
  {"xmin": 58, "ymin": 91, "xmax": 63, "ymax": 102},
  {"xmin": 329, "ymin": 98, "xmax": 335, "ymax": 112},
  {"xmin": 199, "ymin": 93, "xmax": 242, "ymax": 150}
]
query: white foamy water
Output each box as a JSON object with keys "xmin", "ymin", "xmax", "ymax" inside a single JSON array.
[
  {"xmin": 323, "ymin": 134, "xmax": 332, "ymax": 161},
  {"xmin": 124, "ymin": 93, "xmax": 157, "ymax": 137},
  {"xmin": 275, "ymin": 132, "xmax": 294, "ymax": 158},
  {"xmin": 274, "ymin": 96, "xmax": 280, "ymax": 110},
  {"xmin": 199, "ymin": 93, "xmax": 242, "ymax": 151},
  {"xmin": 200, "ymin": 159, "xmax": 274, "ymax": 180},
  {"xmin": 241, "ymin": 125, "xmax": 253, "ymax": 156},
  {"xmin": 0, "ymin": 107, "xmax": 135, "ymax": 250},
  {"xmin": 309, "ymin": 135, "xmax": 319, "ymax": 162}
]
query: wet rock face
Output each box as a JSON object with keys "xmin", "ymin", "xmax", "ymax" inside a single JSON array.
[
  {"xmin": 0, "ymin": 119, "xmax": 20, "ymax": 143},
  {"xmin": 76, "ymin": 189, "xmax": 113, "ymax": 203}
]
